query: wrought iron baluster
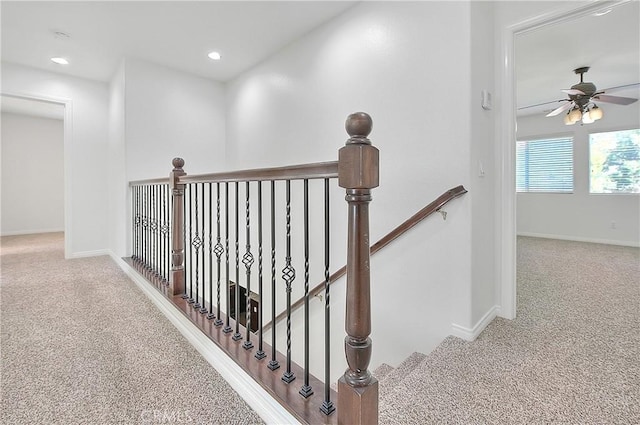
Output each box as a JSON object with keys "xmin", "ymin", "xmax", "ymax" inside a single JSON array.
[
  {"xmin": 133, "ymin": 186, "xmax": 139, "ymax": 261},
  {"xmin": 242, "ymin": 182, "xmax": 254, "ymax": 349},
  {"xmin": 143, "ymin": 185, "xmax": 149, "ymax": 268},
  {"xmin": 214, "ymin": 183, "xmax": 224, "ymax": 326},
  {"xmin": 233, "ymin": 182, "xmax": 242, "ymax": 341},
  {"xmin": 267, "ymin": 181, "xmax": 280, "ymax": 371},
  {"xmin": 300, "ymin": 179, "xmax": 313, "ymax": 397},
  {"xmin": 199, "ymin": 183, "xmax": 207, "ymax": 313},
  {"xmin": 281, "ymin": 179, "xmax": 295, "ymax": 384},
  {"xmin": 193, "ymin": 184, "xmax": 203, "ymax": 308},
  {"xmin": 187, "ymin": 184, "xmax": 195, "ymax": 304},
  {"xmin": 223, "ymin": 182, "xmax": 232, "ymax": 334},
  {"xmin": 207, "ymin": 183, "xmax": 216, "ymax": 319},
  {"xmin": 255, "ymin": 181, "xmax": 266, "ymax": 360},
  {"xmin": 152, "ymin": 185, "xmax": 158, "ymax": 276},
  {"xmin": 320, "ymin": 178, "xmax": 335, "ymax": 415},
  {"xmin": 161, "ymin": 184, "xmax": 170, "ymax": 284}
]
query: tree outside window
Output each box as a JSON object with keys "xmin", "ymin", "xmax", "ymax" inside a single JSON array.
[{"xmin": 590, "ymin": 129, "xmax": 640, "ymax": 194}]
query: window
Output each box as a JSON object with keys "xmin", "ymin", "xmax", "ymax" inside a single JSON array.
[
  {"xmin": 590, "ymin": 129, "xmax": 640, "ymax": 194},
  {"xmin": 516, "ymin": 137, "xmax": 573, "ymax": 193}
]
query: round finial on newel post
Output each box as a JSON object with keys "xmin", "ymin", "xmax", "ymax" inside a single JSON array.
[
  {"xmin": 345, "ymin": 112, "xmax": 372, "ymax": 145},
  {"xmin": 172, "ymin": 157, "xmax": 185, "ymax": 172}
]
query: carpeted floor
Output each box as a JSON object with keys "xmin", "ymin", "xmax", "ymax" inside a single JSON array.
[
  {"xmin": 3, "ymin": 233, "xmax": 638, "ymax": 424},
  {"xmin": 1, "ymin": 232, "xmax": 264, "ymax": 425},
  {"xmin": 378, "ymin": 237, "xmax": 640, "ymax": 424}
]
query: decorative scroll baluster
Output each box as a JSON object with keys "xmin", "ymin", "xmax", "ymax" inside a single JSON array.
[
  {"xmin": 214, "ymin": 183, "xmax": 224, "ymax": 326},
  {"xmin": 255, "ymin": 182, "xmax": 266, "ymax": 360},
  {"xmin": 242, "ymin": 182, "xmax": 254, "ymax": 350},
  {"xmin": 207, "ymin": 183, "xmax": 215, "ymax": 319},
  {"xmin": 338, "ymin": 112, "xmax": 379, "ymax": 425},
  {"xmin": 166, "ymin": 184, "xmax": 171, "ymax": 284},
  {"xmin": 300, "ymin": 179, "xmax": 313, "ymax": 398},
  {"xmin": 223, "ymin": 182, "xmax": 232, "ymax": 334},
  {"xmin": 320, "ymin": 178, "xmax": 335, "ymax": 415},
  {"xmin": 267, "ymin": 181, "xmax": 280, "ymax": 371},
  {"xmin": 281, "ymin": 180, "xmax": 295, "ymax": 384}
]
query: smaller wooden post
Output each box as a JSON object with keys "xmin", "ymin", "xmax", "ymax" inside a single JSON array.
[
  {"xmin": 337, "ymin": 112, "xmax": 379, "ymax": 425},
  {"xmin": 169, "ymin": 158, "xmax": 186, "ymax": 296}
]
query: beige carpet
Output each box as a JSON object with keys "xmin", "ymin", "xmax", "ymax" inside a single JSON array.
[
  {"xmin": 378, "ymin": 237, "xmax": 639, "ymax": 424},
  {"xmin": 1, "ymin": 232, "xmax": 264, "ymax": 425}
]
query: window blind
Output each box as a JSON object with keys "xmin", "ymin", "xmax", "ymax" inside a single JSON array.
[{"xmin": 516, "ymin": 137, "xmax": 573, "ymax": 193}]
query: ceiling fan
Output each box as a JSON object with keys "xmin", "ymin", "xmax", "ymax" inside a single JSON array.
[{"xmin": 546, "ymin": 67, "xmax": 638, "ymax": 125}]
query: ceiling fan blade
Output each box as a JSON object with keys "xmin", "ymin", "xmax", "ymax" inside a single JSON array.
[
  {"xmin": 592, "ymin": 94, "xmax": 638, "ymax": 105},
  {"xmin": 517, "ymin": 99, "xmax": 568, "ymax": 111},
  {"xmin": 546, "ymin": 102, "xmax": 573, "ymax": 117},
  {"xmin": 562, "ymin": 89, "xmax": 585, "ymax": 95}
]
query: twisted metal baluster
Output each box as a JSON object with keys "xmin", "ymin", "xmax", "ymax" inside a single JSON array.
[
  {"xmin": 243, "ymin": 182, "xmax": 254, "ymax": 350},
  {"xmin": 233, "ymin": 182, "xmax": 242, "ymax": 341},
  {"xmin": 320, "ymin": 178, "xmax": 335, "ymax": 415},
  {"xmin": 255, "ymin": 181, "xmax": 266, "ymax": 360},
  {"xmin": 199, "ymin": 183, "xmax": 208, "ymax": 313},
  {"xmin": 267, "ymin": 181, "xmax": 280, "ymax": 371},
  {"xmin": 299, "ymin": 179, "xmax": 313, "ymax": 397},
  {"xmin": 223, "ymin": 182, "xmax": 232, "ymax": 334},
  {"xmin": 207, "ymin": 183, "xmax": 216, "ymax": 319},
  {"xmin": 281, "ymin": 180, "xmax": 295, "ymax": 384},
  {"xmin": 214, "ymin": 183, "xmax": 224, "ymax": 326}
]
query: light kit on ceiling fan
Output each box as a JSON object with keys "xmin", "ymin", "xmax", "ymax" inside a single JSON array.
[{"xmin": 547, "ymin": 66, "xmax": 637, "ymax": 125}]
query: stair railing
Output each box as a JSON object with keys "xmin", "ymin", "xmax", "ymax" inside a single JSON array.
[
  {"xmin": 129, "ymin": 112, "xmax": 378, "ymax": 425},
  {"xmin": 263, "ymin": 184, "xmax": 468, "ymax": 333}
]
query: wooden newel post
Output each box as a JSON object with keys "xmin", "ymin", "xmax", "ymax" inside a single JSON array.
[
  {"xmin": 169, "ymin": 158, "xmax": 187, "ymax": 296},
  {"xmin": 337, "ymin": 112, "xmax": 379, "ymax": 425}
]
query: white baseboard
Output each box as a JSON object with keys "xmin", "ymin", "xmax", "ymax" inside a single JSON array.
[
  {"xmin": 451, "ymin": 305, "xmax": 500, "ymax": 341},
  {"xmin": 0, "ymin": 228, "xmax": 64, "ymax": 236},
  {"xmin": 517, "ymin": 232, "xmax": 639, "ymax": 248},
  {"xmin": 67, "ymin": 249, "xmax": 110, "ymax": 259},
  {"xmin": 110, "ymin": 253, "xmax": 300, "ymax": 425}
]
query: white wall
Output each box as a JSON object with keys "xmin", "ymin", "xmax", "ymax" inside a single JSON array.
[
  {"xmin": 1, "ymin": 112, "xmax": 64, "ymax": 235},
  {"xmin": 226, "ymin": 1, "xmax": 492, "ymax": 373},
  {"xmin": 124, "ymin": 58, "xmax": 227, "ymax": 181},
  {"xmin": 469, "ymin": 1, "xmax": 497, "ymax": 326},
  {"xmin": 1, "ymin": 63, "xmax": 109, "ymax": 256},
  {"xmin": 105, "ymin": 58, "xmax": 227, "ymax": 257},
  {"xmin": 108, "ymin": 62, "xmax": 127, "ymax": 256},
  {"xmin": 516, "ymin": 103, "xmax": 640, "ymax": 246}
]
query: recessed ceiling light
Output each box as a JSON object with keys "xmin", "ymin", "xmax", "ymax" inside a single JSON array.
[
  {"xmin": 51, "ymin": 57, "xmax": 69, "ymax": 65},
  {"xmin": 592, "ymin": 8, "xmax": 612, "ymax": 17},
  {"xmin": 208, "ymin": 51, "xmax": 221, "ymax": 61}
]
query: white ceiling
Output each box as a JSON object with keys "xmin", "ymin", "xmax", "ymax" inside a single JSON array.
[
  {"xmin": 1, "ymin": 1, "xmax": 638, "ymax": 120},
  {"xmin": 0, "ymin": 1, "xmax": 356, "ymax": 83},
  {"xmin": 516, "ymin": 1, "xmax": 640, "ymax": 117}
]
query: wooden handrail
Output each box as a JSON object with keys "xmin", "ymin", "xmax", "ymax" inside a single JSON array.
[
  {"xmin": 129, "ymin": 161, "xmax": 338, "ymax": 187},
  {"xmin": 263, "ymin": 184, "xmax": 467, "ymax": 332},
  {"xmin": 179, "ymin": 161, "xmax": 338, "ymax": 184}
]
